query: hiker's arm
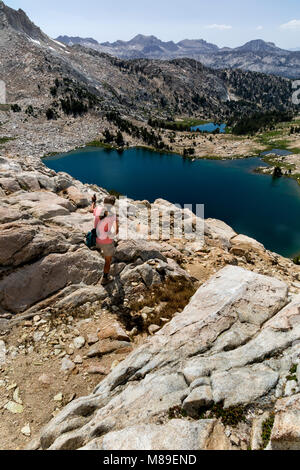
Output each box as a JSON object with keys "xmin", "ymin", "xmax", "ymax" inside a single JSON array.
[
  {"xmin": 115, "ymin": 217, "xmax": 119, "ymax": 235},
  {"xmin": 89, "ymin": 195, "xmax": 97, "ymax": 213},
  {"xmin": 89, "ymin": 202, "xmax": 96, "ymax": 214}
]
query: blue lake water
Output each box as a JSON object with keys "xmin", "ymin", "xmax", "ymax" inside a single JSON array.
[
  {"xmin": 191, "ymin": 123, "xmax": 226, "ymax": 133},
  {"xmin": 43, "ymin": 147, "xmax": 300, "ymax": 258}
]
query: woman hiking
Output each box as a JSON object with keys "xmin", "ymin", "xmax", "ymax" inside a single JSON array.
[{"xmin": 90, "ymin": 194, "xmax": 119, "ymax": 286}]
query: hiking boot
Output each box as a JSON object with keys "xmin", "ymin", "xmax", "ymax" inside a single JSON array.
[{"xmin": 101, "ymin": 275, "xmax": 113, "ymax": 286}]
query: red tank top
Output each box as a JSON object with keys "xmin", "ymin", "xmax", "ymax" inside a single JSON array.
[{"xmin": 93, "ymin": 207, "xmax": 116, "ymax": 245}]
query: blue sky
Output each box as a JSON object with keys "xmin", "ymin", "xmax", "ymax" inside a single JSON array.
[{"xmin": 5, "ymin": 0, "xmax": 300, "ymax": 48}]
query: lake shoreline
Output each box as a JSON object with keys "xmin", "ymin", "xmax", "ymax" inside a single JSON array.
[
  {"xmin": 42, "ymin": 140, "xmax": 300, "ymax": 188},
  {"xmin": 41, "ymin": 140, "xmax": 264, "ymax": 162},
  {"xmin": 253, "ymin": 154, "xmax": 300, "ymax": 187}
]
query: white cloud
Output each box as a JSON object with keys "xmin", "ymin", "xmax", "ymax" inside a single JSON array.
[
  {"xmin": 205, "ymin": 24, "xmax": 232, "ymax": 30},
  {"xmin": 256, "ymin": 25, "xmax": 263, "ymax": 31},
  {"xmin": 280, "ymin": 20, "xmax": 300, "ymax": 30}
]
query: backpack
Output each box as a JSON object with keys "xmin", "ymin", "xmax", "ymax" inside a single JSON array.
[{"xmin": 85, "ymin": 228, "xmax": 97, "ymax": 249}]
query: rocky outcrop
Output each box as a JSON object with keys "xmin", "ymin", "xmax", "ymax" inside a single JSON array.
[
  {"xmin": 0, "ymin": 155, "xmax": 194, "ymax": 318},
  {"xmin": 64, "ymin": 186, "xmax": 89, "ymax": 209},
  {"xmin": 0, "ymin": 1, "xmax": 48, "ymax": 42},
  {"xmin": 230, "ymin": 234, "xmax": 265, "ymax": 256},
  {"xmin": 1, "ymin": 150, "xmax": 300, "ymax": 450},
  {"xmin": 269, "ymin": 395, "xmax": 300, "ymax": 450},
  {"xmin": 205, "ymin": 219, "xmax": 237, "ymax": 250},
  {"xmin": 0, "ymin": 249, "xmax": 104, "ymax": 313},
  {"xmin": 82, "ymin": 419, "xmax": 232, "ymax": 451},
  {"xmin": 31, "ymin": 265, "xmax": 300, "ymax": 450}
]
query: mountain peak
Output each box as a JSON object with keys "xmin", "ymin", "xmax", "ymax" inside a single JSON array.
[
  {"xmin": 236, "ymin": 39, "xmax": 280, "ymax": 53},
  {"xmin": 56, "ymin": 35, "xmax": 99, "ymax": 46},
  {"xmin": 177, "ymin": 38, "xmax": 219, "ymax": 52},
  {"xmin": 128, "ymin": 34, "xmax": 161, "ymax": 45},
  {"xmin": 0, "ymin": 0, "xmax": 46, "ymax": 41}
]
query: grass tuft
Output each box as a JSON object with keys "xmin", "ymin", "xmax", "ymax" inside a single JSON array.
[
  {"xmin": 261, "ymin": 413, "xmax": 275, "ymax": 449},
  {"xmin": 206, "ymin": 403, "xmax": 246, "ymax": 427},
  {"xmin": 128, "ymin": 278, "xmax": 197, "ymax": 332},
  {"xmin": 168, "ymin": 406, "xmax": 188, "ymax": 420}
]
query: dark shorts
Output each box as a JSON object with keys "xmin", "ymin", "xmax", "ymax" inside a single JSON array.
[{"xmin": 96, "ymin": 243, "xmax": 115, "ymax": 257}]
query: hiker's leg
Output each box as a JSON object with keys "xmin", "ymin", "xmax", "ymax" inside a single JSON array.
[
  {"xmin": 101, "ymin": 243, "xmax": 115, "ymax": 275},
  {"xmin": 104, "ymin": 256, "xmax": 112, "ymax": 275}
]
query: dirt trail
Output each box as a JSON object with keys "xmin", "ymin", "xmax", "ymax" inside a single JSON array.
[{"xmin": 0, "ymin": 309, "xmax": 138, "ymax": 450}]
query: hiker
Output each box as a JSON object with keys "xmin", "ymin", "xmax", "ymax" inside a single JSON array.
[{"xmin": 90, "ymin": 194, "xmax": 119, "ymax": 285}]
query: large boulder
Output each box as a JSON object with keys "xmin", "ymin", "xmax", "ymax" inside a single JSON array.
[
  {"xmin": 0, "ymin": 156, "xmax": 22, "ymax": 173},
  {"xmin": 17, "ymin": 172, "xmax": 41, "ymax": 192},
  {"xmin": 12, "ymin": 192, "xmax": 75, "ymax": 212},
  {"xmin": 50, "ymin": 212, "xmax": 94, "ymax": 234},
  {"xmin": 55, "ymin": 285, "xmax": 107, "ymax": 309},
  {"xmin": 30, "ymin": 203, "xmax": 71, "ymax": 220},
  {"xmin": 0, "ymin": 177, "xmax": 21, "ymax": 194},
  {"xmin": 65, "ymin": 186, "xmax": 89, "ymax": 208},
  {"xmin": 204, "ymin": 219, "xmax": 237, "ymax": 250},
  {"xmin": 211, "ymin": 365, "xmax": 279, "ymax": 408},
  {"xmin": 0, "ymin": 225, "xmax": 36, "ymax": 266},
  {"xmin": 81, "ymin": 419, "xmax": 231, "ymax": 451},
  {"xmin": 54, "ymin": 172, "xmax": 74, "ymax": 191},
  {"xmin": 0, "ymin": 248, "xmax": 103, "ymax": 313},
  {"xmin": 9, "ymin": 191, "xmax": 76, "ymax": 220},
  {"xmin": 0, "ymin": 206, "xmax": 25, "ymax": 224},
  {"xmin": 115, "ymin": 240, "xmax": 167, "ymax": 263},
  {"xmin": 120, "ymin": 262, "xmax": 162, "ymax": 288},
  {"xmin": 0, "ymin": 223, "xmax": 70, "ymax": 267},
  {"xmin": 230, "ymin": 234, "xmax": 265, "ymax": 256},
  {"xmin": 37, "ymin": 175, "xmax": 58, "ymax": 192}
]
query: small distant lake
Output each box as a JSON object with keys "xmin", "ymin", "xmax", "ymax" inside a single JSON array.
[
  {"xmin": 262, "ymin": 149, "xmax": 292, "ymax": 157},
  {"xmin": 43, "ymin": 147, "xmax": 300, "ymax": 258},
  {"xmin": 191, "ymin": 123, "xmax": 226, "ymax": 133}
]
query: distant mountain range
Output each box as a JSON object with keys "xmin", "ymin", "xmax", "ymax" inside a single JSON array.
[
  {"xmin": 0, "ymin": 0, "xmax": 297, "ymax": 127},
  {"xmin": 56, "ymin": 35, "xmax": 300, "ymax": 79}
]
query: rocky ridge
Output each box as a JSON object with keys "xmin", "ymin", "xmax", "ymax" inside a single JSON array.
[
  {"xmin": 0, "ymin": 1, "xmax": 296, "ymax": 124},
  {"xmin": 56, "ymin": 34, "xmax": 300, "ymax": 79}
]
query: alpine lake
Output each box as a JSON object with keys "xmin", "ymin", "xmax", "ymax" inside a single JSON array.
[{"xmin": 44, "ymin": 139, "xmax": 300, "ymax": 259}]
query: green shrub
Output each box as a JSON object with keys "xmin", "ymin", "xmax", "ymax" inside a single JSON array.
[
  {"xmin": 293, "ymin": 255, "xmax": 300, "ymax": 265},
  {"xmin": 108, "ymin": 189, "xmax": 123, "ymax": 199},
  {"xmin": 261, "ymin": 414, "xmax": 275, "ymax": 449},
  {"xmin": 50, "ymin": 86, "xmax": 57, "ymax": 97},
  {"xmin": 25, "ymin": 105, "xmax": 34, "ymax": 115},
  {"xmin": 207, "ymin": 403, "xmax": 246, "ymax": 427},
  {"xmin": 11, "ymin": 104, "xmax": 21, "ymax": 112},
  {"xmin": 168, "ymin": 406, "xmax": 188, "ymax": 420},
  {"xmin": 231, "ymin": 111, "xmax": 293, "ymax": 136},
  {"xmin": 0, "ymin": 137, "xmax": 13, "ymax": 144},
  {"xmin": 46, "ymin": 108, "xmax": 58, "ymax": 120}
]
